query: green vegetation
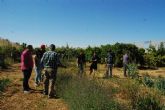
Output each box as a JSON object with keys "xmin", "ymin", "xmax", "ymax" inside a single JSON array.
[
  {"xmin": 0, "ymin": 38, "xmax": 165, "ymax": 109},
  {"xmin": 0, "ymin": 78, "xmax": 11, "ymax": 92},
  {"xmin": 56, "ymin": 73, "xmax": 120, "ymax": 110},
  {"xmin": 1, "ymin": 37, "xmax": 165, "ymax": 68},
  {"xmin": 127, "ymin": 64, "xmax": 139, "ymax": 79},
  {"xmin": 156, "ymin": 77, "xmax": 165, "ymax": 93}
]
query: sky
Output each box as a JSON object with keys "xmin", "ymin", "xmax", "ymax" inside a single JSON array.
[{"xmin": 0, "ymin": 0, "xmax": 165, "ymax": 48}]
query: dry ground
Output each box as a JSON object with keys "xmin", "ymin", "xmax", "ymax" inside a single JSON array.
[{"xmin": 0, "ymin": 64, "xmax": 68, "ymax": 110}]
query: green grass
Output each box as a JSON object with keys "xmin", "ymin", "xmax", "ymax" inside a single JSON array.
[{"xmin": 56, "ymin": 71, "xmax": 120, "ymax": 110}]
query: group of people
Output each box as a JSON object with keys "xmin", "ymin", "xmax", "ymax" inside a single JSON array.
[
  {"xmin": 20, "ymin": 44, "xmax": 129, "ymax": 98},
  {"xmin": 77, "ymin": 49, "xmax": 129, "ymax": 78},
  {"xmin": 21, "ymin": 44, "xmax": 66, "ymax": 98}
]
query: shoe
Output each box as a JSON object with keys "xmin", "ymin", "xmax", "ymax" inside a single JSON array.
[
  {"xmin": 24, "ymin": 90, "xmax": 30, "ymax": 94},
  {"xmin": 48, "ymin": 95, "xmax": 59, "ymax": 99}
]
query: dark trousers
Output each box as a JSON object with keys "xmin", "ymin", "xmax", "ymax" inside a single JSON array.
[
  {"xmin": 22, "ymin": 68, "xmax": 32, "ymax": 91},
  {"xmin": 123, "ymin": 63, "xmax": 128, "ymax": 77}
]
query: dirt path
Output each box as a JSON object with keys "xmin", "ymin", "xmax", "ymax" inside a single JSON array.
[{"xmin": 0, "ymin": 64, "xmax": 68, "ymax": 110}]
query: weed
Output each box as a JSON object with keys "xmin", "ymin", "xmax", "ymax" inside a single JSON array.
[{"xmin": 0, "ymin": 78, "xmax": 11, "ymax": 92}]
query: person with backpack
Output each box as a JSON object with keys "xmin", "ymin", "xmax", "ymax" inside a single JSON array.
[
  {"xmin": 105, "ymin": 49, "xmax": 114, "ymax": 78},
  {"xmin": 40, "ymin": 44, "xmax": 66, "ymax": 98}
]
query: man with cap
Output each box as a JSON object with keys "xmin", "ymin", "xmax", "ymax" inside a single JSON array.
[{"xmin": 40, "ymin": 44, "xmax": 66, "ymax": 98}]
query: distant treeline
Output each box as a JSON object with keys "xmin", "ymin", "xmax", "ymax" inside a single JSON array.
[{"xmin": 0, "ymin": 38, "xmax": 165, "ymax": 68}]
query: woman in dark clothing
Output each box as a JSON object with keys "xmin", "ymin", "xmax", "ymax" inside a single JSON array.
[{"xmin": 89, "ymin": 52, "xmax": 98, "ymax": 76}]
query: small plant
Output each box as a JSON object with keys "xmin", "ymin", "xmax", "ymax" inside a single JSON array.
[
  {"xmin": 0, "ymin": 78, "xmax": 10, "ymax": 92},
  {"xmin": 127, "ymin": 64, "xmax": 139, "ymax": 79},
  {"xmin": 135, "ymin": 93, "xmax": 164, "ymax": 110},
  {"xmin": 143, "ymin": 76, "xmax": 155, "ymax": 88},
  {"xmin": 156, "ymin": 78, "xmax": 165, "ymax": 93}
]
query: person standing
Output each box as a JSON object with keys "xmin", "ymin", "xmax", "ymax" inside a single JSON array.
[
  {"xmin": 40, "ymin": 44, "xmax": 46, "ymax": 59},
  {"xmin": 21, "ymin": 45, "xmax": 33, "ymax": 94},
  {"xmin": 41, "ymin": 44, "xmax": 66, "ymax": 98},
  {"xmin": 89, "ymin": 52, "xmax": 98, "ymax": 77},
  {"xmin": 105, "ymin": 49, "xmax": 114, "ymax": 78},
  {"xmin": 33, "ymin": 49, "xmax": 42, "ymax": 87},
  {"xmin": 77, "ymin": 51, "xmax": 86, "ymax": 78},
  {"xmin": 33, "ymin": 45, "xmax": 46, "ymax": 87},
  {"xmin": 123, "ymin": 52, "xmax": 129, "ymax": 77}
]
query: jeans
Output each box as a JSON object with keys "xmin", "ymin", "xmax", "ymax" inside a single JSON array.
[
  {"xmin": 106, "ymin": 64, "xmax": 113, "ymax": 77},
  {"xmin": 34, "ymin": 66, "xmax": 41, "ymax": 84},
  {"xmin": 22, "ymin": 68, "xmax": 32, "ymax": 91}
]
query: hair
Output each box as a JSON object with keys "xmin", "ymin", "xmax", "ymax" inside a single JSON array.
[
  {"xmin": 35, "ymin": 48, "xmax": 41, "ymax": 57},
  {"xmin": 50, "ymin": 44, "xmax": 55, "ymax": 51},
  {"xmin": 27, "ymin": 45, "xmax": 33, "ymax": 50}
]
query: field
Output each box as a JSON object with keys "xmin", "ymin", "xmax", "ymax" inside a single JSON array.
[{"xmin": 0, "ymin": 62, "xmax": 165, "ymax": 110}]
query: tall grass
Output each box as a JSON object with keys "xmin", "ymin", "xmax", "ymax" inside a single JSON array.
[{"xmin": 56, "ymin": 71, "xmax": 119, "ymax": 110}]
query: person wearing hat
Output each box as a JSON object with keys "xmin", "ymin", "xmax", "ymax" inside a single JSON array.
[
  {"xmin": 40, "ymin": 44, "xmax": 66, "ymax": 98},
  {"xmin": 40, "ymin": 44, "xmax": 46, "ymax": 58}
]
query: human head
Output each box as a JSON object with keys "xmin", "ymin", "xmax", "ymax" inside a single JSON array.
[
  {"xmin": 40, "ymin": 44, "xmax": 46, "ymax": 50},
  {"xmin": 80, "ymin": 51, "xmax": 83, "ymax": 55},
  {"xmin": 35, "ymin": 48, "xmax": 40, "ymax": 57},
  {"xmin": 50, "ymin": 44, "xmax": 55, "ymax": 51},
  {"xmin": 93, "ymin": 52, "xmax": 96, "ymax": 56},
  {"xmin": 27, "ymin": 45, "xmax": 33, "ymax": 52}
]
